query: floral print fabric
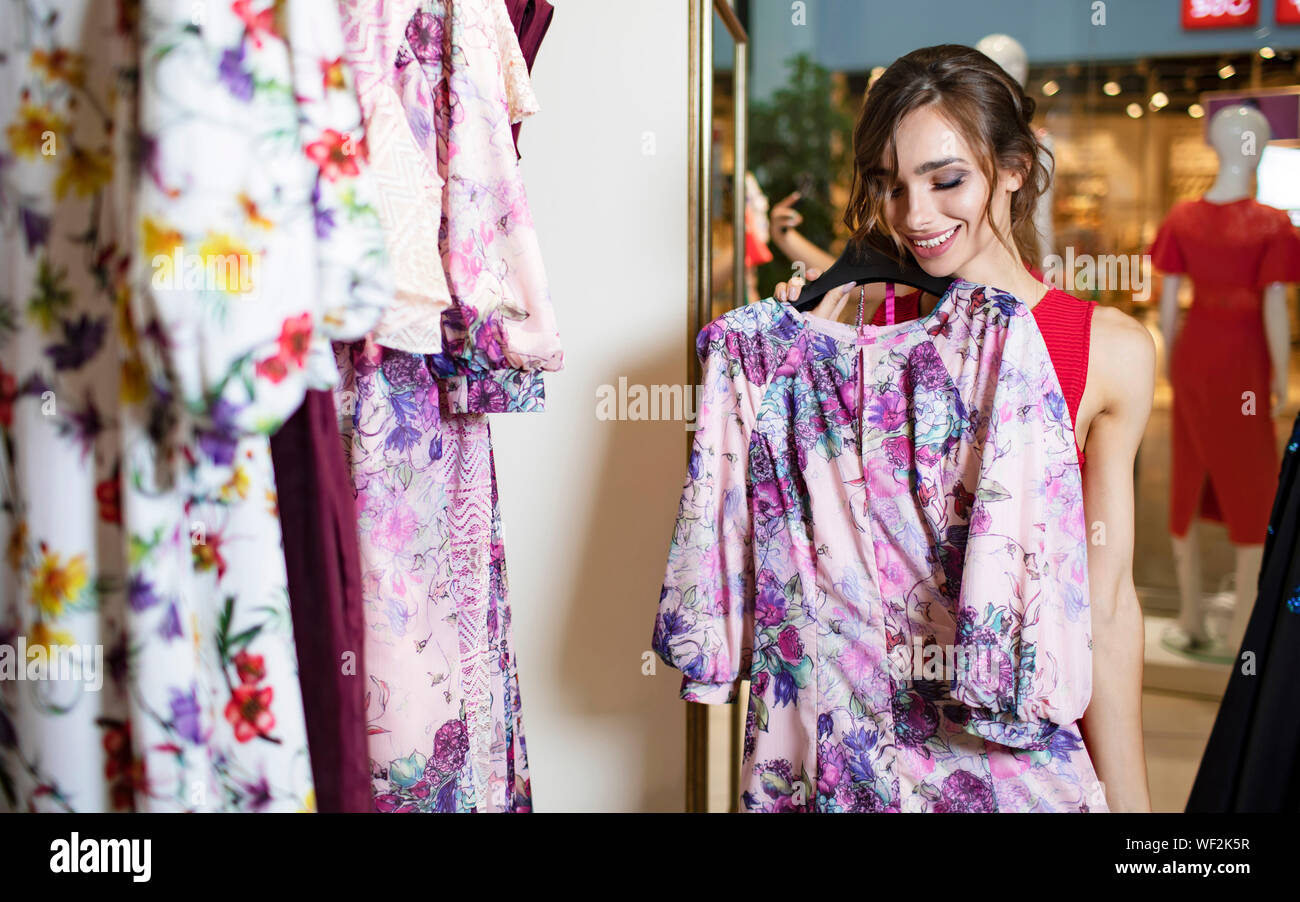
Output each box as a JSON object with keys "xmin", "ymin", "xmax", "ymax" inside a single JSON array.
[
  {"xmin": 335, "ymin": 340, "xmax": 531, "ymax": 812},
  {"xmin": 2, "ymin": 0, "xmax": 391, "ymax": 811},
  {"xmin": 653, "ymin": 280, "xmax": 1105, "ymax": 812},
  {"xmin": 339, "ymin": 0, "xmax": 452, "ymax": 356},
  {"xmin": 393, "ymin": 0, "xmax": 560, "ymax": 414}
]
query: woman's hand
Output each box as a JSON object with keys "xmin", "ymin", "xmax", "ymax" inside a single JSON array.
[
  {"xmin": 769, "ymin": 191, "xmax": 803, "ymax": 236},
  {"xmin": 774, "ymin": 268, "xmax": 858, "ymax": 322}
]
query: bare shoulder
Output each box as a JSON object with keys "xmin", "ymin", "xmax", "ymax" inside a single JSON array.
[{"xmin": 1089, "ymin": 305, "xmax": 1155, "ymax": 420}]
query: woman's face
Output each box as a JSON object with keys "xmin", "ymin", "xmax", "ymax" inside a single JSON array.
[{"xmin": 882, "ymin": 105, "xmax": 1022, "ymax": 279}]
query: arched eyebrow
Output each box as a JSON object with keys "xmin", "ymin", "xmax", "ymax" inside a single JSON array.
[
  {"xmin": 914, "ymin": 157, "xmax": 966, "ymax": 174},
  {"xmin": 865, "ymin": 157, "xmax": 968, "ymax": 180}
]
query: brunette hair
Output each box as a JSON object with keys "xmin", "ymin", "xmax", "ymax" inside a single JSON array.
[{"xmin": 842, "ymin": 44, "xmax": 1052, "ymax": 268}]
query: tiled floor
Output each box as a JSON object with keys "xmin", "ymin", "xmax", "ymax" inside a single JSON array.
[{"xmin": 1142, "ymin": 687, "xmax": 1221, "ymax": 812}]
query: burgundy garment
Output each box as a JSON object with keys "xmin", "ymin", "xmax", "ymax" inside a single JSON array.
[
  {"xmin": 506, "ymin": 0, "xmax": 554, "ymax": 157},
  {"xmin": 270, "ymin": 390, "xmax": 372, "ymax": 813}
]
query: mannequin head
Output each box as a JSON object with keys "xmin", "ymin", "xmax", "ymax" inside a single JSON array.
[
  {"xmin": 1208, "ymin": 104, "xmax": 1272, "ymax": 175},
  {"xmin": 843, "ymin": 44, "xmax": 1049, "ymax": 283},
  {"xmin": 975, "ymin": 34, "xmax": 1029, "ymax": 88}
]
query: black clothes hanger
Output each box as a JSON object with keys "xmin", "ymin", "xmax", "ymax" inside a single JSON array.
[{"xmin": 793, "ymin": 240, "xmax": 954, "ymax": 312}]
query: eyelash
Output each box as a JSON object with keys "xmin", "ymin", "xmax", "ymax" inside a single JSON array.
[{"xmin": 889, "ymin": 175, "xmax": 965, "ymax": 199}]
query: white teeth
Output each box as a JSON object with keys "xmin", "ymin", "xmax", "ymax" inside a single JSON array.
[{"xmin": 912, "ymin": 226, "xmax": 957, "ymax": 248}]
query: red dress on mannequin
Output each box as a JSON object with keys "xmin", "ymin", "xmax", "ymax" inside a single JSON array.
[{"xmin": 1149, "ymin": 198, "xmax": 1300, "ymax": 545}]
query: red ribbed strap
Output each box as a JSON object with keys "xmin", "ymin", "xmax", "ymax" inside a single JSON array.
[{"xmin": 1031, "ymin": 287, "xmax": 1094, "ymax": 464}]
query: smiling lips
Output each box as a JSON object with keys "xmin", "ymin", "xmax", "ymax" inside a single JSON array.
[{"xmin": 909, "ymin": 224, "xmax": 960, "ymax": 258}]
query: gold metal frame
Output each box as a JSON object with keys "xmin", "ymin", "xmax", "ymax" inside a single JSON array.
[{"xmin": 685, "ymin": 0, "xmax": 747, "ymax": 813}]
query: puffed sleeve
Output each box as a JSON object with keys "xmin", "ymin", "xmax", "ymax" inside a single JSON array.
[
  {"xmin": 1258, "ymin": 213, "xmax": 1300, "ymax": 287},
  {"xmin": 652, "ymin": 319, "xmax": 757, "ymax": 704},
  {"xmin": 1148, "ymin": 205, "xmax": 1186, "ymax": 274}
]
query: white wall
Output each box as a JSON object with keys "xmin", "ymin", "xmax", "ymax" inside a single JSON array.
[{"xmin": 493, "ymin": 0, "xmax": 690, "ymax": 812}]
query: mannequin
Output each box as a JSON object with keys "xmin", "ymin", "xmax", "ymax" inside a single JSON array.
[
  {"xmin": 976, "ymin": 34, "xmax": 1056, "ymax": 268},
  {"xmin": 1153, "ymin": 105, "xmax": 1295, "ymax": 657}
]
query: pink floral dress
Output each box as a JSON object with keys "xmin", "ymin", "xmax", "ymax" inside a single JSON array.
[{"xmin": 653, "ymin": 280, "xmax": 1108, "ymax": 812}]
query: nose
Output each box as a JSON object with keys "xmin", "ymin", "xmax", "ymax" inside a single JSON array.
[{"xmin": 901, "ymin": 184, "xmax": 936, "ymax": 234}]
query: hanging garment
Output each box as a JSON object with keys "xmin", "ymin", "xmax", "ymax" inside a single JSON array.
[
  {"xmin": 335, "ymin": 340, "xmax": 531, "ymax": 812},
  {"xmin": 1, "ymin": 0, "xmax": 392, "ymax": 811},
  {"xmin": 270, "ymin": 390, "xmax": 372, "ymax": 813},
  {"xmin": 1149, "ymin": 198, "xmax": 1300, "ymax": 544},
  {"xmin": 505, "ymin": 0, "xmax": 555, "ymax": 158},
  {"xmin": 1187, "ymin": 411, "xmax": 1300, "ymax": 812},
  {"xmin": 652, "ymin": 280, "xmax": 1103, "ymax": 812},
  {"xmin": 339, "ymin": 0, "xmax": 452, "ymax": 355},
  {"xmin": 407, "ymin": 0, "xmax": 562, "ymax": 413}
]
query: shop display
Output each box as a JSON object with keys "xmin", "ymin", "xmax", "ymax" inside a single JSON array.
[
  {"xmin": 1152, "ymin": 198, "xmax": 1300, "ymax": 546},
  {"xmin": 1, "ymin": 0, "xmax": 390, "ymax": 811},
  {"xmin": 652, "ymin": 280, "xmax": 1104, "ymax": 812},
  {"xmin": 2, "ymin": 0, "xmax": 554, "ymax": 814},
  {"xmin": 1150, "ymin": 104, "xmax": 1300, "ymax": 655}
]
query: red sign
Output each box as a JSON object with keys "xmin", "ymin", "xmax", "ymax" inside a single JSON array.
[
  {"xmin": 1182, "ymin": 0, "xmax": 1258, "ymax": 28},
  {"xmin": 1279, "ymin": 0, "xmax": 1300, "ymax": 26}
]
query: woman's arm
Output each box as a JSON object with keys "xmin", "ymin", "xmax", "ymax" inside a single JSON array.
[
  {"xmin": 1263, "ymin": 281, "xmax": 1290, "ymax": 416},
  {"xmin": 1077, "ymin": 306, "xmax": 1156, "ymax": 812},
  {"xmin": 768, "ymin": 192, "xmax": 837, "ymax": 274}
]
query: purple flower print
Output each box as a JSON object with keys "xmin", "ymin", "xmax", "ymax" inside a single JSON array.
[
  {"xmin": 933, "ymin": 770, "xmax": 996, "ymax": 813},
  {"xmin": 749, "ymin": 670, "xmax": 770, "ymax": 698},
  {"xmin": 774, "ymin": 343, "xmax": 804, "ymax": 378},
  {"xmin": 882, "ymin": 434, "xmax": 912, "ymax": 469},
  {"xmin": 429, "ymin": 718, "xmax": 469, "ymax": 774},
  {"xmin": 128, "ymin": 573, "xmax": 159, "ymax": 611},
  {"xmin": 44, "ymin": 314, "xmax": 106, "ymax": 370},
  {"xmin": 467, "ymin": 378, "xmax": 507, "ymax": 412},
  {"xmin": 970, "ymin": 505, "xmax": 992, "ymax": 535},
  {"xmin": 754, "ymin": 581, "xmax": 787, "ymax": 628},
  {"xmin": 773, "ymin": 669, "xmax": 797, "ymax": 706},
  {"xmin": 866, "ymin": 390, "xmax": 907, "ymax": 432},
  {"xmin": 196, "ymin": 397, "xmax": 240, "ymax": 467},
  {"xmin": 218, "ymin": 45, "xmax": 254, "ymax": 101},
  {"xmin": 893, "ymin": 691, "xmax": 939, "ymax": 748},
  {"xmin": 817, "ymin": 742, "xmax": 846, "ymax": 796},
  {"xmin": 776, "ymin": 625, "xmax": 803, "ymax": 664},
  {"xmin": 380, "ymin": 349, "xmax": 427, "ymax": 390},
  {"xmin": 751, "ymin": 478, "xmax": 788, "ymax": 524},
  {"xmin": 158, "ymin": 602, "xmax": 184, "ymax": 641},
  {"xmin": 909, "ymin": 342, "xmax": 951, "ymax": 391},
  {"xmin": 405, "ymin": 10, "xmax": 442, "ymax": 64},
  {"xmin": 19, "ymin": 207, "xmax": 50, "ymax": 251},
  {"xmin": 169, "ymin": 685, "xmax": 204, "ymax": 744}
]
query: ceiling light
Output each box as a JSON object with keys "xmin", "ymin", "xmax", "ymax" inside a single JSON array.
[{"xmin": 1103, "ymin": 80, "xmax": 1121, "ymax": 96}]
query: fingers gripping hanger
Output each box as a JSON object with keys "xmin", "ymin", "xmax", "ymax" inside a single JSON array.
[{"xmin": 793, "ymin": 239, "xmax": 954, "ymax": 312}]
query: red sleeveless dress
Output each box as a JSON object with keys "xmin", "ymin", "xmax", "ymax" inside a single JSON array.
[
  {"xmin": 870, "ymin": 284, "xmax": 1095, "ymax": 465},
  {"xmin": 1149, "ymin": 198, "xmax": 1300, "ymax": 544}
]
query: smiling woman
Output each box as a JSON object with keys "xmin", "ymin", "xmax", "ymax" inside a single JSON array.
[
  {"xmin": 845, "ymin": 44, "xmax": 1050, "ymax": 289},
  {"xmin": 695, "ymin": 42, "xmax": 1157, "ymax": 813}
]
